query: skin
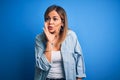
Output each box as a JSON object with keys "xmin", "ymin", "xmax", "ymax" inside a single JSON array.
[
  {"xmin": 44, "ymin": 10, "xmax": 63, "ymax": 44},
  {"xmin": 43, "ymin": 10, "xmax": 82, "ymax": 80},
  {"xmin": 43, "ymin": 10, "xmax": 63, "ymax": 62}
]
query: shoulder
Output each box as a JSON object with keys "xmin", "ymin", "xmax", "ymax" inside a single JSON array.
[
  {"xmin": 67, "ymin": 29, "xmax": 77, "ymax": 39},
  {"xmin": 35, "ymin": 32, "xmax": 45, "ymax": 42}
]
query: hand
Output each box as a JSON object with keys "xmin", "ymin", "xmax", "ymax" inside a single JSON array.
[
  {"xmin": 43, "ymin": 22, "xmax": 56, "ymax": 43},
  {"xmin": 77, "ymin": 79, "xmax": 82, "ymax": 80},
  {"xmin": 76, "ymin": 78, "xmax": 82, "ymax": 80}
]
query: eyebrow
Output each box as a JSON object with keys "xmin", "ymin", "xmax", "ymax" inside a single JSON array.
[
  {"xmin": 53, "ymin": 16, "xmax": 59, "ymax": 18},
  {"xmin": 47, "ymin": 16, "xmax": 60, "ymax": 18}
]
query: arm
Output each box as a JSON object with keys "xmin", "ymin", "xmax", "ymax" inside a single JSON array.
[
  {"xmin": 35, "ymin": 22, "xmax": 56, "ymax": 71},
  {"xmin": 44, "ymin": 42, "xmax": 53, "ymax": 62},
  {"xmin": 74, "ymin": 34, "xmax": 86, "ymax": 79},
  {"xmin": 43, "ymin": 22, "xmax": 56, "ymax": 62},
  {"xmin": 35, "ymin": 35, "xmax": 51, "ymax": 71},
  {"xmin": 77, "ymin": 77, "xmax": 82, "ymax": 80}
]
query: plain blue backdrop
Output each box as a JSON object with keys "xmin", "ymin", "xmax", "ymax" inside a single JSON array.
[{"xmin": 0, "ymin": 0, "xmax": 120, "ymax": 80}]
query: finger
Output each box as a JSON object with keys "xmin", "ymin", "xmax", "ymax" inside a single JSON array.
[
  {"xmin": 44, "ymin": 22, "xmax": 49, "ymax": 32},
  {"xmin": 44, "ymin": 22, "xmax": 49, "ymax": 35},
  {"xmin": 43, "ymin": 27, "xmax": 48, "ymax": 36},
  {"xmin": 43, "ymin": 27, "xmax": 46, "ymax": 33}
]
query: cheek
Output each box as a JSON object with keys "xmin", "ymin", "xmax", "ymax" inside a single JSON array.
[
  {"xmin": 56, "ymin": 25, "xmax": 61, "ymax": 31},
  {"xmin": 54, "ymin": 22, "xmax": 62, "ymax": 31},
  {"xmin": 54, "ymin": 27, "xmax": 61, "ymax": 32}
]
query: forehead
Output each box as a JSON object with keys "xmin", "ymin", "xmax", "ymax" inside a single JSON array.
[{"xmin": 48, "ymin": 10, "xmax": 60, "ymax": 18}]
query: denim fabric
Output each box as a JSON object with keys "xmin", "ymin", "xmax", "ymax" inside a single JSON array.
[
  {"xmin": 46, "ymin": 78, "xmax": 65, "ymax": 80},
  {"xmin": 34, "ymin": 30, "xmax": 86, "ymax": 80}
]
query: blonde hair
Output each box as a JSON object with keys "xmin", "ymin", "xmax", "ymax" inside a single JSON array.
[{"xmin": 44, "ymin": 5, "xmax": 68, "ymax": 44}]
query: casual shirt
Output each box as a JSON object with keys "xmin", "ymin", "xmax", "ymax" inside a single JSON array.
[{"xmin": 34, "ymin": 30, "xmax": 86, "ymax": 80}]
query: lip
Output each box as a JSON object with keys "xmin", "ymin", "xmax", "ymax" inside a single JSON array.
[{"xmin": 48, "ymin": 26, "xmax": 53, "ymax": 30}]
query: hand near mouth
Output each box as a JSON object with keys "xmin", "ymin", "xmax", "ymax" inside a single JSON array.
[{"xmin": 43, "ymin": 22, "xmax": 56, "ymax": 43}]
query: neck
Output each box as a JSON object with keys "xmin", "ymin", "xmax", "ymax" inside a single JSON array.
[{"xmin": 53, "ymin": 34, "xmax": 60, "ymax": 47}]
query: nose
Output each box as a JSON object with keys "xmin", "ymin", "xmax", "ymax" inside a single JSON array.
[{"xmin": 49, "ymin": 19, "xmax": 53, "ymax": 24}]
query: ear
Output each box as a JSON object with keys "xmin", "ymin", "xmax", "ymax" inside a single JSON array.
[
  {"xmin": 61, "ymin": 19, "xmax": 64, "ymax": 27},
  {"xmin": 61, "ymin": 22, "xmax": 64, "ymax": 27},
  {"xmin": 60, "ymin": 26, "xmax": 64, "ymax": 32}
]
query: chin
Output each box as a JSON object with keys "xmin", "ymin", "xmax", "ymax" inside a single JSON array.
[
  {"xmin": 49, "ymin": 30, "xmax": 56, "ymax": 34},
  {"xmin": 49, "ymin": 30, "xmax": 54, "ymax": 32}
]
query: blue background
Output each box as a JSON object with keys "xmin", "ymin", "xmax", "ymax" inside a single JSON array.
[{"xmin": 0, "ymin": 0, "xmax": 120, "ymax": 80}]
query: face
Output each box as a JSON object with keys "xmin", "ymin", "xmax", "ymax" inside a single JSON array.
[{"xmin": 45, "ymin": 10, "xmax": 63, "ymax": 34}]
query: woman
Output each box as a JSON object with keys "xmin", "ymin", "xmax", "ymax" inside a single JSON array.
[{"xmin": 34, "ymin": 5, "xmax": 86, "ymax": 80}]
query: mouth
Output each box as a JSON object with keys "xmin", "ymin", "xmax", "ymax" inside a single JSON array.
[
  {"xmin": 48, "ymin": 26, "xmax": 56, "ymax": 34},
  {"xmin": 48, "ymin": 26, "xmax": 53, "ymax": 30}
]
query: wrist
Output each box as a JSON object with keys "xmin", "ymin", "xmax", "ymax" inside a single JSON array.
[
  {"xmin": 76, "ymin": 77, "xmax": 82, "ymax": 80},
  {"xmin": 47, "ymin": 41, "xmax": 54, "ymax": 47},
  {"xmin": 44, "ymin": 50, "xmax": 51, "ymax": 53},
  {"xmin": 46, "ymin": 41, "xmax": 54, "ymax": 51}
]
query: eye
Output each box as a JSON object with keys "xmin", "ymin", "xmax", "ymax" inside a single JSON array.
[
  {"xmin": 53, "ymin": 18, "xmax": 58, "ymax": 21},
  {"xmin": 45, "ymin": 18, "xmax": 50, "ymax": 22}
]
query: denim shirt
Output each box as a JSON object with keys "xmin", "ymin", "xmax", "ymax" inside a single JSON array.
[{"xmin": 34, "ymin": 30, "xmax": 86, "ymax": 80}]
